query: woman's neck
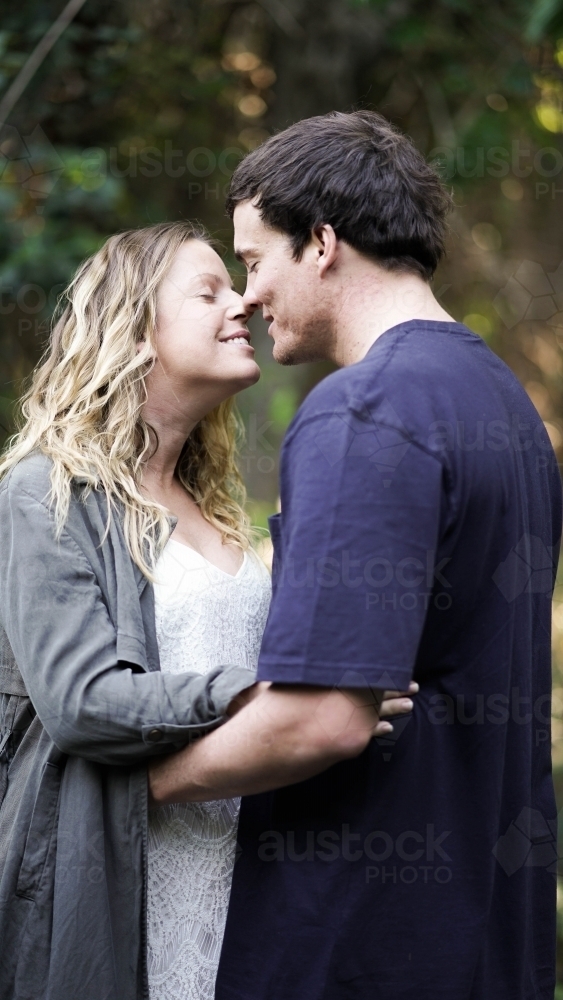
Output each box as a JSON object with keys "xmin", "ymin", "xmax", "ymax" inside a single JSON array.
[{"xmin": 141, "ymin": 367, "xmax": 212, "ymax": 490}]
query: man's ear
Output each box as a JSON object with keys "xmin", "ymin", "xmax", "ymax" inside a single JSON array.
[{"xmin": 311, "ymin": 224, "xmax": 339, "ymax": 278}]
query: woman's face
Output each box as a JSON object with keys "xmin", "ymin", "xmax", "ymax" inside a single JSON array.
[{"xmin": 151, "ymin": 240, "xmax": 260, "ymax": 405}]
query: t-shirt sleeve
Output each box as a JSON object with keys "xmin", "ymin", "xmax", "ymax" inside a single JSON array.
[{"xmin": 257, "ymin": 409, "xmax": 446, "ymax": 690}]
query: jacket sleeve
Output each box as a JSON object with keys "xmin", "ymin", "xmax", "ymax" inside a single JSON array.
[{"xmin": 0, "ymin": 484, "xmax": 256, "ymax": 766}]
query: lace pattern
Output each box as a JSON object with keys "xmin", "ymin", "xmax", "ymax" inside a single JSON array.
[{"xmin": 147, "ymin": 540, "xmax": 271, "ymax": 1000}]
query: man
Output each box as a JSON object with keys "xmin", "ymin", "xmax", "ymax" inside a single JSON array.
[{"xmin": 150, "ymin": 111, "xmax": 561, "ymax": 999}]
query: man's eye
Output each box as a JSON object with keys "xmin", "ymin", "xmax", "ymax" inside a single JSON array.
[
  {"xmin": 248, "ymin": 263, "xmax": 258, "ymax": 274},
  {"xmin": 199, "ymin": 292, "xmax": 216, "ymax": 301}
]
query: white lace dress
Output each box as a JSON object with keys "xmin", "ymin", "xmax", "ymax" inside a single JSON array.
[{"xmin": 147, "ymin": 538, "xmax": 271, "ymax": 1000}]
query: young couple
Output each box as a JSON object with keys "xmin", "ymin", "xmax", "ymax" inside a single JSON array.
[{"xmin": 0, "ymin": 110, "xmax": 559, "ymax": 1000}]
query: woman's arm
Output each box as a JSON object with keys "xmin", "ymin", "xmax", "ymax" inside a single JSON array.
[
  {"xmin": 0, "ymin": 482, "xmax": 255, "ymax": 766},
  {"xmin": 149, "ymin": 682, "xmax": 416, "ymax": 803}
]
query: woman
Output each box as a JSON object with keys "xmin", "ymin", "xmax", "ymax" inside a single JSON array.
[{"xmin": 0, "ymin": 221, "xmax": 412, "ymax": 1000}]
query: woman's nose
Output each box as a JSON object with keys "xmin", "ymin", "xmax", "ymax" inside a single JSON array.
[{"xmin": 228, "ymin": 291, "xmax": 255, "ymax": 322}]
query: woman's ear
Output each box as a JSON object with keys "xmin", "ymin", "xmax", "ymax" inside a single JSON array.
[{"xmin": 137, "ymin": 338, "xmax": 156, "ymax": 361}]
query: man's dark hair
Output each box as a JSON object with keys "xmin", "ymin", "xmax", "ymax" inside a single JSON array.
[{"xmin": 227, "ymin": 110, "xmax": 452, "ymax": 280}]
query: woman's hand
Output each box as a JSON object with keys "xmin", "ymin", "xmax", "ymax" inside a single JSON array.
[
  {"xmin": 226, "ymin": 680, "xmax": 419, "ymax": 736},
  {"xmin": 375, "ymin": 680, "xmax": 418, "ymax": 735}
]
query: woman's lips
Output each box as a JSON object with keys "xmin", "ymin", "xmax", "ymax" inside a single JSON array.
[{"xmin": 219, "ymin": 330, "xmax": 251, "ymax": 345}]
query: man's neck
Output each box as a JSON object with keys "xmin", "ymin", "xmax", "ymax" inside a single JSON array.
[{"xmin": 329, "ymin": 267, "xmax": 455, "ymax": 367}]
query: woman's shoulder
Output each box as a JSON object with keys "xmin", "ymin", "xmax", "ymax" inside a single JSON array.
[
  {"xmin": 0, "ymin": 451, "xmax": 117, "ymax": 568},
  {"xmin": 0, "ymin": 450, "xmax": 54, "ymax": 505},
  {"xmin": 247, "ymin": 544, "xmax": 272, "ymax": 583},
  {"xmin": 0, "ymin": 452, "xmax": 94, "ymax": 518}
]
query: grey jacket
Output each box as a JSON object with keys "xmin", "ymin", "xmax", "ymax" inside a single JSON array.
[{"xmin": 0, "ymin": 452, "xmax": 255, "ymax": 1000}]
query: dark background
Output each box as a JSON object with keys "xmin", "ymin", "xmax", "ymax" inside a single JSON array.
[{"xmin": 1, "ymin": 0, "xmax": 563, "ymax": 986}]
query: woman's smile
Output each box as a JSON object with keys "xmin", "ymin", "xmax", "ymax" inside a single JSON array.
[{"xmin": 219, "ymin": 329, "xmax": 254, "ymax": 350}]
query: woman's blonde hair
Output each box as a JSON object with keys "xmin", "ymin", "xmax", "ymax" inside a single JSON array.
[{"xmin": 0, "ymin": 221, "xmax": 253, "ymax": 577}]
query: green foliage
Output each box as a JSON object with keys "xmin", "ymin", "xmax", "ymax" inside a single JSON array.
[
  {"xmin": 527, "ymin": 0, "xmax": 563, "ymax": 42},
  {"xmin": 0, "ymin": 0, "xmax": 563, "ymax": 982},
  {"xmin": 268, "ymin": 386, "xmax": 299, "ymax": 432}
]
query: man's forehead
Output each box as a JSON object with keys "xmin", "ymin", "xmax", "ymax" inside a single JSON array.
[
  {"xmin": 233, "ymin": 206, "xmax": 287, "ymax": 260},
  {"xmin": 233, "ymin": 201, "xmax": 263, "ymax": 238}
]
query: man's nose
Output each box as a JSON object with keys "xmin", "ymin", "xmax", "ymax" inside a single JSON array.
[
  {"xmin": 227, "ymin": 286, "xmax": 256, "ymax": 323},
  {"xmin": 242, "ymin": 277, "xmax": 261, "ymax": 315}
]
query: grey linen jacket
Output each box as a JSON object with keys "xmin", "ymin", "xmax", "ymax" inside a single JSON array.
[{"xmin": 0, "ymin": 452, "xmax": 256, "ymax": 1000}]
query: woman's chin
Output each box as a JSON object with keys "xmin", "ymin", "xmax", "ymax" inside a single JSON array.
[
  {"xmin": 203, "ymin": 359, "xmax": 261, "ymax": 400},
  {"xmin": 234, "ymin": 360, "xmax": 261, "ymax": 388}
]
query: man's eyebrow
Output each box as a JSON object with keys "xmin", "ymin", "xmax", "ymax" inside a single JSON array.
[{"xmin": 234, "ymin": 246, "xmax": 257, "ymax": 262}]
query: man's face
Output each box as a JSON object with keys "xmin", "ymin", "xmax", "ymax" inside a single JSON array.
[{"xmin": 233, "ymin": 200, "xmax": 336, "ymax": 365}]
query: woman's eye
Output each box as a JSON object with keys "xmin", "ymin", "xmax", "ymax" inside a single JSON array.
[
  {"xmin": 248, "ymin": 262, "xmax": 258, "ymax": 274},
  {"xmin": 198, "ymin": 291, "xmax": 216, "ymax": 301}
]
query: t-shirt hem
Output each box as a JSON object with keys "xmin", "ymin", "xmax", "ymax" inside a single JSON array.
[{"xmin": 257, "ymin": 657, "xmax": 413, "ymax": 690}]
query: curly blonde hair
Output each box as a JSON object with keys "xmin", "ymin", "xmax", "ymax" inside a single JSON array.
[{"xmin": 0, "ymin": 221, "xmax": 253, "ymax": 577}]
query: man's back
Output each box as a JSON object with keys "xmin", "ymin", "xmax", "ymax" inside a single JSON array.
[{"xmin": 217, "ymin": 320, "xmax": 561, "ymax": 1000}]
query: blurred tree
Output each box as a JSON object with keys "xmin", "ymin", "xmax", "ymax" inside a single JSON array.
[
  {"xmin": 1, "ymin": 0, "xmax": 563, "ymax": 985},
  {"xmin": 1, "ymin": 0, "xmax": 562, "ymax": 504},
  {"xmin": 528, "ymin": 0, "xmax": 563, "ymax": 42},
  {"xmin": 1, "ymin": 0, "xmax": 562, "ymax": 447}
]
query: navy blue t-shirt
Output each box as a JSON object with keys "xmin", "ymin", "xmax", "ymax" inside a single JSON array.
[{"xmin": 216, "ymin": 320, "xmax": 562, "ymax": 1000}]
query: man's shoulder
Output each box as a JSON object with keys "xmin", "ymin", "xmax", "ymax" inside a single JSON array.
[
  {"xmin": 287, "ymin": 323, "xmax": 458, "ymax": 426},
  {"xmin": 284, "ymin": 319, "xmax": 520, "ymax": 462},
  {"xmin": 284, "ymin": 358, "xmax": 416, "ymax": 470},
  {"xmin": 292, "ymin": 320, "xmax": 516, "ymax": 424},
  {"xmin": 295, "ymin": 364, "xmax": 361, "ymax": 419}
]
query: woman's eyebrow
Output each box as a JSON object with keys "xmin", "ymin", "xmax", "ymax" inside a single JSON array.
[
  {"xmin": 176, "ymin": 271, "xmax": 222, "ymax": 297},
  {"xmin": 194, "ymin": 271, "xmax": 221, "ymax": 284}
]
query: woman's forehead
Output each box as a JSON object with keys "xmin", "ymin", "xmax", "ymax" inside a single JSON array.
[{"xmin": 172, "ymin": 240, "xmax": 229, "ymax": 283}]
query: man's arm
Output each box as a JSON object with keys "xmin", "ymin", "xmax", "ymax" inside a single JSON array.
[
  {"xmin": 149, "ymin": 682, "xmax": 415, "ymax": 803},
  {"xmin": 149, "ymin": 399, "xmax": 441, "ymax": 804}
]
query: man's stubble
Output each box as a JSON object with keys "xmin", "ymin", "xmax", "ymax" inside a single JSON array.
[{"xmin": 272, "ymin": 309, "xmax": 338, "ymax": 367}]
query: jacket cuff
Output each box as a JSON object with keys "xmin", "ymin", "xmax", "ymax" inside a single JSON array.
[
  {"xmin": 140, "ymin": 667, "xmax": 257, "ymax": 748},
  {"xmin": 140, "ymin": 717, "xmax": 219, "ymax": 747},
  {"xmin": 210, "ymin": 666, "xmax": 257, "ymax": 717}
]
